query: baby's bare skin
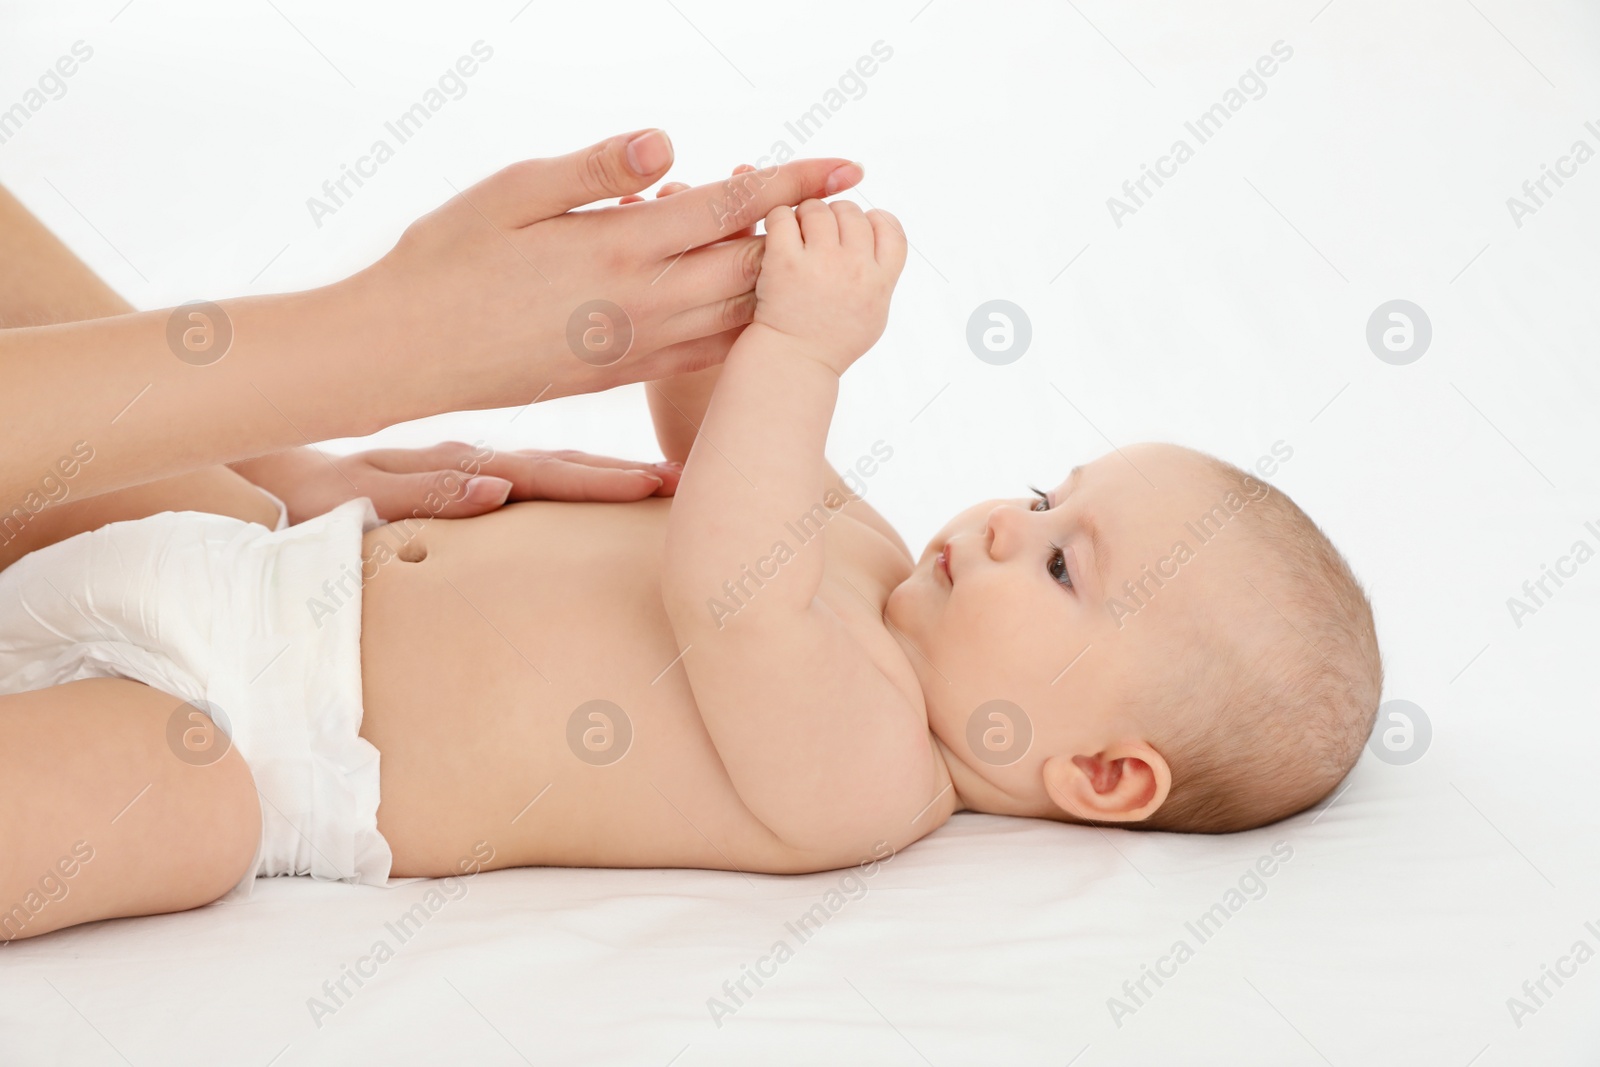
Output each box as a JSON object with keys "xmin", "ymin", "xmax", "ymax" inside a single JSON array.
[
  {"xmin": 359, "ymin": 495, "xmax": 939, "ymax": 878},
  {"xmin": 0, "ymin": 170, "xmax": 1224, "ymax": 945},
  {"xmin": 359, "ymin": 191, "xmax": 1206, "ymax": 885}
]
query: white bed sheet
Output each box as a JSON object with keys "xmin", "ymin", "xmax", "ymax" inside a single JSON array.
[{"xmin": 3, "ymin": 0, "xmax": 1599, "ymax": 1063}]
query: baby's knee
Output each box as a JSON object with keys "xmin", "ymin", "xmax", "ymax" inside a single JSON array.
[
  {"xmin": 0, "ymin": 680, "xmax": 265, "ymax": 938},
  {"xmin": 181, "ymin": 738, "xmax": 263, "ymax": 906},
  {"xmin": 141, "ymin": 692, "xmax": 264, "ymax": 907}
]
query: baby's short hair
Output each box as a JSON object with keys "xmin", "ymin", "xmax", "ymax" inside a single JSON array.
[{"xmin": 1137, "ymin": 453, "xmax": 1381, "ymax": 833}]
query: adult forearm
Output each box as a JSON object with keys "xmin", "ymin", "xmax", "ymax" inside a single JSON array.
[
  {"xmin": 0, "ymin": 278, "xmax": 454, "ymax": 507},
  {"xmin": 0, "ymin": 141, "xmax": 869, "ymax": 510},
  {"xmin": 0, "ymin": 182, "xmax": 287, "ymax": 565}
]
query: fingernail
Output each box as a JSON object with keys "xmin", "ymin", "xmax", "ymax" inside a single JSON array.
[
  {"xmin": 627, "ymin": 469, "xmax": 665, "ymax": 485},
  {"xmin": 824, "ymin": 162, "xmax": 862, "ymax": 196},
  {"xmin": 656, "ymin": 460, "xmax": 684, "ymax": 472},
  {"xmin": 465, "ymin": 476, "xmax": 513, "ymax": 505},
  {"xmin": 626, "ymin": 130, "xmax": 672, "ymax": 175}
]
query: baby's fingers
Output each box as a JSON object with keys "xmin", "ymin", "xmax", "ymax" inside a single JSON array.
[
  {"xmin": 796, "ymin": 198, "xmax": 837, "ymax": 246},
  {"xmin": 763, "ymin": 204, "xmax": 800, "ymax": 250},
  {"xmin": 831, "ymin": 200, "xmax": 873, "ymax": 251},
  {"xmin": 868, "ymin": 209, "xmax": 908, "ymax": 276}
]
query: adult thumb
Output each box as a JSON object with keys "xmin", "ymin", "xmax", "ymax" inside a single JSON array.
[{"xmin": 480, "ymin": 129, "xmax": 674, "ymax": 227}]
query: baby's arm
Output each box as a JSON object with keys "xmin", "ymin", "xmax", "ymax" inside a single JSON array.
[
  {"xmin": 649, "ymin": 363, "xmax": 909, "ymax": 556},
  {"xmin": 643, "ymin": 170, "xmax": 909, "ymax": 554},
  {"xmin": 646, "ymin": 364, "xmax": 721, "ymax": 466},
  {"xmin": 662, "ymin": 199, "xmax": 921, "ymax": 857}
]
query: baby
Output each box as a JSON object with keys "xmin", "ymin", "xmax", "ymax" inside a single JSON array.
[{"xmin": 0, "ymin": 195, "xmax": 1381, "ymax": 941}]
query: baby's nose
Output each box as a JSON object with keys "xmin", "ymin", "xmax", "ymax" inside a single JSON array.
[{"xmin": 984, "ymin": 503, "xmax": 1025, "ymax": 558}]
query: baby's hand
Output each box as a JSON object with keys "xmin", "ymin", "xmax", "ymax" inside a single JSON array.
[{"xmin": 752, "ymin": 199, "xmax": 907, "ymax": 375}]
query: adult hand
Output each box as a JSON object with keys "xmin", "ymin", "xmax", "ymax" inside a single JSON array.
[
  {"xmin": 254, "ymin": 163, "xmax": 773, "ymax": 526},
  {"xmin": 613, "ymin": 163, "xmax": 764, "ymax": 376},
  {"xmin": 232, "ymin": 443, "xmax": 683, "ymax": 525},
  {"xmin": 354, "ymin": 131, "xmax": 863, "ymax": 410},
  {"xmin": 0, "ymin": 134, "xmax": 861, "ymax": 512}
]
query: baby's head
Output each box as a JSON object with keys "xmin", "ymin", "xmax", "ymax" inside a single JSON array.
[{"xmin": 885, "ymin": 442, "xmax": 1381, "ymax": 833}]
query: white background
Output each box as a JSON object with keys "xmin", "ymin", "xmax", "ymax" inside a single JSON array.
[{"xmin": 3, "ymin": 1, "xmax": 1599, "ymax": 1064}]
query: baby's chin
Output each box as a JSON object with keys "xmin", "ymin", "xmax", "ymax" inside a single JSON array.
[
  {"xmin": 882, "ymin": 565, "xmax": 939, "ymax": 636},
  {"xmin": 884, "ymin": 545, "xmax": 943, "ymax": 612},
  {"xmin": 883, "ymin": 575, "xmax": 913, "ymax": 627}
]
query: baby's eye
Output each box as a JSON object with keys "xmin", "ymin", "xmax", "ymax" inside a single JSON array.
[
  {"xmin": 1048, "ymin": 544, "xmax": 1073, "ymax": 589},
  {"xmin": 1029, "ymin": 486, "xmax": 1050, "ymax": 513}
]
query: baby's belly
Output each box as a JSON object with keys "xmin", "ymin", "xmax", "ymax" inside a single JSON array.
[{"xmin": 356, "ymin": 500, "xmax": 800, "ymax": 877}]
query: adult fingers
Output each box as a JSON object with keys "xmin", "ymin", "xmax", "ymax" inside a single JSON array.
[
  {"xmin": 625, "ymin": 157, "xmax": 862, "ymax": 258},
  {"xmin": 358, "ymin": 444, "xmax": 680, "ymax": 501},
  {"xmin": 357, "ymin": 442, "xmax": 487, "ymax": 475},
  {"xmin": 467, "ymin": 129, "xmax": 676, "ymax": 229},
  {"xmin": 504, "ymin": 456, "xmax": 668, "ymax": 501},
  {"xmin": 654, "ymin": 293, "xmax": 757, "ymax": 350},
  {"xmin": 629, "ymin": 326, "xmax": 745, "ymax": 382},
  {"xmin": 647, "ymin": 170, "xmax": 757, "ymax": 243},
  {"xmin": 362, "ymin": 469, "xmax": 513, "ymax": 521},
  {"xmin": 651, "ymin": 234, "xmax": 765, "ymax": 311},
  {"xmin": 495, "ymin": 448, "xmax": 679, "ymax": 479},
  {"xmin": 726, "ymin": 165, "xmax": 759, "ymax": 240},
  {"xmin": 618, "ymin": 181, "xmax": 690, "ymax": 205}
]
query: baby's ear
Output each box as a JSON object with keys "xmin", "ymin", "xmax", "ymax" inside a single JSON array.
[{"xmin": 1043, "ymin": 742, "xmax": 1171, "ymax": 824}]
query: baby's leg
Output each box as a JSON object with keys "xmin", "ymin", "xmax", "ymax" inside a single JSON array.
[{"xmin": 0, "ymin": 678, "xmax": 261, "ymax": 941}]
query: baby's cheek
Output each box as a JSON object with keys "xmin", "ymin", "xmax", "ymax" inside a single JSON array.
[{"xmin": 947, "ymin": 599, "xmax": 1025, "ymax": 673}]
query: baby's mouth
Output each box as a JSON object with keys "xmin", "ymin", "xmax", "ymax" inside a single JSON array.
[{"xmin": 937, "ymin": 542, "xmax": 952, "ymax": 583}]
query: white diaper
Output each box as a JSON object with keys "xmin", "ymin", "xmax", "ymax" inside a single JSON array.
[{"xmin": 0, "ymin": 498, "xmax": 392, "ymax": 901}]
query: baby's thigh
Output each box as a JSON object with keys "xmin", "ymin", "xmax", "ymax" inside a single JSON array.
[
  {"xmin": 0, "ymin": 678, "xmax": 261, "ymax": 941},
  {"xmin": 0, "ymin": 465, "xmax": 280, "ymax": 573}
]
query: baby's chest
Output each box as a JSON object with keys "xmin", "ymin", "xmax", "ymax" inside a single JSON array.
[{"xmin": 817, "ymin": 517, "xmax": 923, "ymax": 705}]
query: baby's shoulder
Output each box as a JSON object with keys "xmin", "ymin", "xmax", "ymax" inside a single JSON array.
[
  {"xmin": 824, "ymin": 479, "xmax": 911, "ymax": 562},
  {"xmin": 824, "ymin": 505, "xmax": 913, "ymax": 583}
]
